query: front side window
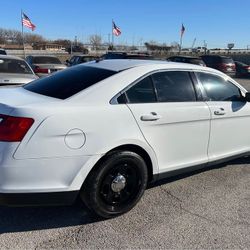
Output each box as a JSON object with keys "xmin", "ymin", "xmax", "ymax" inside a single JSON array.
[
  {"xmin": 151, "ymin": 71, "xmax": 196, "ymax": 102},
  {"xmin": 126, "ymin": 76, "xmax": 156, "ymax": 103},
  {"xmin": 197, "ymin": 72, "xmax": 241, "ymax": 101}
]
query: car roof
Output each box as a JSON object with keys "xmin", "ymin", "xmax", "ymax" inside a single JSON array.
[
  {"xmin": 169, "ymin": 55, "xmax": 202, "ymax": 59},
  {"xmin": 29, "ymin": 55, "xmax": 59, "ymax": 58},
  {"xmin": 0, "ymin": 55, "xmax": 25, "ymax": 61},
  {"xmin": 85, "ymin": 59, "xmax": 207, "ymax": 72},
  {"xmin": 75, "ymin": 55, "xmax": 95, "ymax": 57},
  {"xmin": 201, "ymin": 55, "xmax": 232, "ymax": 59}
]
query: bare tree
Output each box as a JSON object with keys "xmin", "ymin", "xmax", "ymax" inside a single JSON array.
[
  {"xmin": 0, "ymin": 27, "xmax": 46, "ymax": 45},
  {"xmin": 89, "ymin": 34, "xmax": 102, "ymax": 50},
  {"xmin": 25, "ymin": 33, "xmax": 46, "ymax": 45}
]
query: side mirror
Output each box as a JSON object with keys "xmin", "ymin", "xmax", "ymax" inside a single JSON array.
[{"xmin": 245, "ymin": 92, "xmax": 250, "ymax": 102}]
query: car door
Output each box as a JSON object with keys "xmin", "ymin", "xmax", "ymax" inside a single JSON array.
[
  {"xmin": 195, "ymin": 72, "xmax": 250, "ymax": 161},
  {"xmin": 126, "ymin": 70, "xmax": 211, "ymax": 173}
]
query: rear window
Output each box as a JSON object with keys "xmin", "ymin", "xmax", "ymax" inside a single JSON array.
[
  {"xmin": 221, "ymin": 57, "xmax": 234, "ymax": 64},
  {"xmin": 33, "ymin": 57, "xmax": 61, "ymax": 64},
  {"xmin": 0, "ymin": 58, "xmax": 32, "ymax": 74},
  {"xmin": 23, "ymin": 65, "xmax": 117, "ymax": 99},
  {"xmin": 188, "ymin": 59, "xmax": 205, "ymax": 65},
  {"xmin": 103, "ymin": 53, "xmax": 126, "ymax": 59}
]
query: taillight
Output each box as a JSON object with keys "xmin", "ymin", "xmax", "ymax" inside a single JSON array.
[
  {"xmin": 0, "ymin": 114, "xmax": 34, "ymax": 142},
  {"xmin": 218, "ymin": 63, "xmax": 227, "ymax": 69},
  {"xmin": 34, "ymin": 66, "xmax": 49, "ymax": 74}
]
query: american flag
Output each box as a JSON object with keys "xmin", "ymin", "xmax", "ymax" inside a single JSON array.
[
  {"xmin": 180, "ymin": 24, "xmax": 185, "ymax": 37},
  {"xmin": 22, "ymin": 12, "xmax": 36, "ymax": 31},
  {"xmin": 112, "ymin": 21, "xmax": 121, "ymax": 36}
]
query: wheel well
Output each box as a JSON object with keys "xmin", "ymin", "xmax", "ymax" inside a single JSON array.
[{"xmin": 92, "ymin": 144, "xmax": 153, "ymax": 183}]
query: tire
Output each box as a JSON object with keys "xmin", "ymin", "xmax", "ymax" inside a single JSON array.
[{"xmin": 80, "ymin": 151, "xmax": 148, "ymax": 218}]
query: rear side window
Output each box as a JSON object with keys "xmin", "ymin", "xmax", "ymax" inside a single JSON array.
[
  {"xmin": 152, "ymin": 71, "xmax": 196, "ymax": 102},
  {"xmin": 197, "ymin": 72, "xmax": 241, "ymax": 101},
  {"xmin": 24, "ymin": 66, "xmax": 117, "ymax": 99},
  {"xmin": 126, "ymin": 77, "xmax": 156, "ymax": 103}
]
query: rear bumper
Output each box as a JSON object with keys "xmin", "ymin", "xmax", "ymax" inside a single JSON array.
[{"xmin": 0, "ymin": 191, "xmax": 79, "ymax": 206}]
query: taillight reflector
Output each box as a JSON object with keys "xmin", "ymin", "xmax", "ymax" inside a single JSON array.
[
  {"xmin": 34, "ymin": 66, "xmax": 49, "ymax": 74},
  {"xmin": 0, "ymin": 114, "xmax": 34, "ymax": 142}
]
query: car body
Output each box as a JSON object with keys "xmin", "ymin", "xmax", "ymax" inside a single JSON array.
[
  {"xmin": 0, "ymin": 55, "xmax": 37, "ymax": 85},
  {"xmin": 102, "ymin": 52, "xmax": 153, "ymax": 60},
  {"xmin": 66, "ymin": 55, "xmax": 96, "ymax": 67},
  {"xmin": 167, "ymin": 55, "xmax": 206, "ymax": 66},
  {"xmin": 0, "ymin": 59, "xmax": 249, "ymax": 218},
  {"xmin": 201, "ymin": 55, "xmax": 236, "ymax": 75},
  {"xmin": 0, "ymin": 49, "xmax": 7, "ymax": 55},
  {"xmin": 26, "ymin": 55, "xmax": 67, "ymax": 77},
  {"xmin": 235, "ymin": 61, "xmax": 250, "ymax": 77}
]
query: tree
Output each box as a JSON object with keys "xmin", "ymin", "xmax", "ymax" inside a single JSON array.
[
  {"xmin": 25, "ymin": 33, "xmax": 46, "ymax": 45},
  {"xmin": 89, "ymin": 35, "xmax": 102, "ymax": 50}
]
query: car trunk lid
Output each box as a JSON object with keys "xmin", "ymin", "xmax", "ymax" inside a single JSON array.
[{"xmin": 33, "ymin": 64, "xmax": 67, "ymax": 74}]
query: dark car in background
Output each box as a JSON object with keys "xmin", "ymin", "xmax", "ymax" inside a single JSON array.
[
  {"xmin": 102, "ymin": 52, "xmax": 153, "ymax": 60},
  {"xmin": 0, "ymin": 49, "xmax": 7, "ymax": 55},
  {"xmin": 26, "ymin": 55, "xmax": 67, "ymax": 77},
  {"xmin": 66, "ymin": 55, "xmax": 96, "ymax": 67},
  {"xmin": 201, "ymin": 55, "xmax": 235, "ymax": 75},
  {"xmin": 167, "ymin": 55, "xmax": 206, "ymax": 66},
  {"xmin": 234, "ymin": 61, "xmax": 250, "ymax": 77}
]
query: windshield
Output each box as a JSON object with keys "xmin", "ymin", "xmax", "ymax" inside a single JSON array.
[
  {"xmin": 23, "ymin": 65, "xmax": 117, "ymax": 99},
  {"xmin": 33, "ymin": 56, "xmax": 62, "ymax": 64},
  {"xmin": 0, "ymin": 58, "xmax": 33, "ymax": 74}
]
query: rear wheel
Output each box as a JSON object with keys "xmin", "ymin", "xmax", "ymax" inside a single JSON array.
[{"xmin": 81, "ymin": 151, "xmax": 148, "ymax": 218}]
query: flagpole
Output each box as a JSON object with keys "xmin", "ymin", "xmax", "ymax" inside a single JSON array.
[
  {"xmin": 21, "ymin": 10, "xmax": 26, "ymax": 58},
  {"xmin": 179, "ymin": 35, "xmax": 182, "ymax": 55},
  {"xmin": 111, "ymin": 19, "xmax": 114, "ymax": 50}
]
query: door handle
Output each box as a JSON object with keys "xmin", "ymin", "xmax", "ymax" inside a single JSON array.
[
  {"xmin": 140, "ymin": 112, "xmax": 161, "ymax": 121},
  {"xmin": 214, "ymin": 108, "xmax": 225, "ymax": 116}
]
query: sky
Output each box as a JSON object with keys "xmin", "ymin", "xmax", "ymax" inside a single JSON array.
[{"xmin": 1, "ymin": 0, "xmax": 250, "ymax": 49}]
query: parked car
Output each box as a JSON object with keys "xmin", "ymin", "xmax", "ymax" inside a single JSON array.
[
  {"xmin": 26, "ymin": 55, "xmax": 67, "ymax": 77},
  {"xmin": 167, "ymin": 55, "xmax": 206, "ymax": 66},
  {"xmin": 0, "ymin": 55, "xmax": 37, "ymax": 85},
  {"xmin": 102, "ymin": 52, "xmax": 153, "ymax": 60},
  {"xmin": 66, "ymin": 55, "xmax": 96, "ymax": 67},
  {"xmin": 235, "ymin": 61, "xmax": 250, "ymax": 77},
  {"xmin": 0, "ymin": 49, "xmax": 7, "ymax": 55},
  {"xmin": 201, "ymin": 55, "xmax": 235, "ymax": 75},
  {"xmin": 0, "ymin": 59, "xmax": 249, "ymax": 218}
]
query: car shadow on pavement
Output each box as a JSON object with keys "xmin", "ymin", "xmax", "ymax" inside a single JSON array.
[
  {"xmin": 0, "ymin": 199, "xmax": 101, "ymax": 234},
  {"xmin": 0, "ymin": 156, "xmax": 249, "ymax": 234}
]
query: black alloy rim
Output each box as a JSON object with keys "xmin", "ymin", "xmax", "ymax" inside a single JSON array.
[{"xmin": 99, "ymin": 161, "xmax": 142, "ymax": 207}]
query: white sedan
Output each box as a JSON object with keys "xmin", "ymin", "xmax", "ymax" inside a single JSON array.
[{"xmin": 0, "ymin": 59, "xmax": 249, "ymax": 218}]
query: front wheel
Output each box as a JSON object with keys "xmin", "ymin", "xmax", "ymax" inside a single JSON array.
[{"xmin": 81, "ymin": 151, "xmax": 148, "ymax": 218}]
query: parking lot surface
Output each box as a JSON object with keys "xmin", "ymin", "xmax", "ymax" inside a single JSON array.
[{"xmin": 0, "ymin": 78, "xmax": 249, "ymax": 249}]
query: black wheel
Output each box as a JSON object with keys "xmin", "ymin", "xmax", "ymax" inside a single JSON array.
[{"xmin": 81, "ymin": 151, "xmax": 148, "ymax": 218}]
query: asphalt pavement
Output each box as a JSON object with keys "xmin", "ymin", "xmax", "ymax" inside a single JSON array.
[{"xmin": 0, "ymin": 78, "xmax": 249, "ymax": 249}]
